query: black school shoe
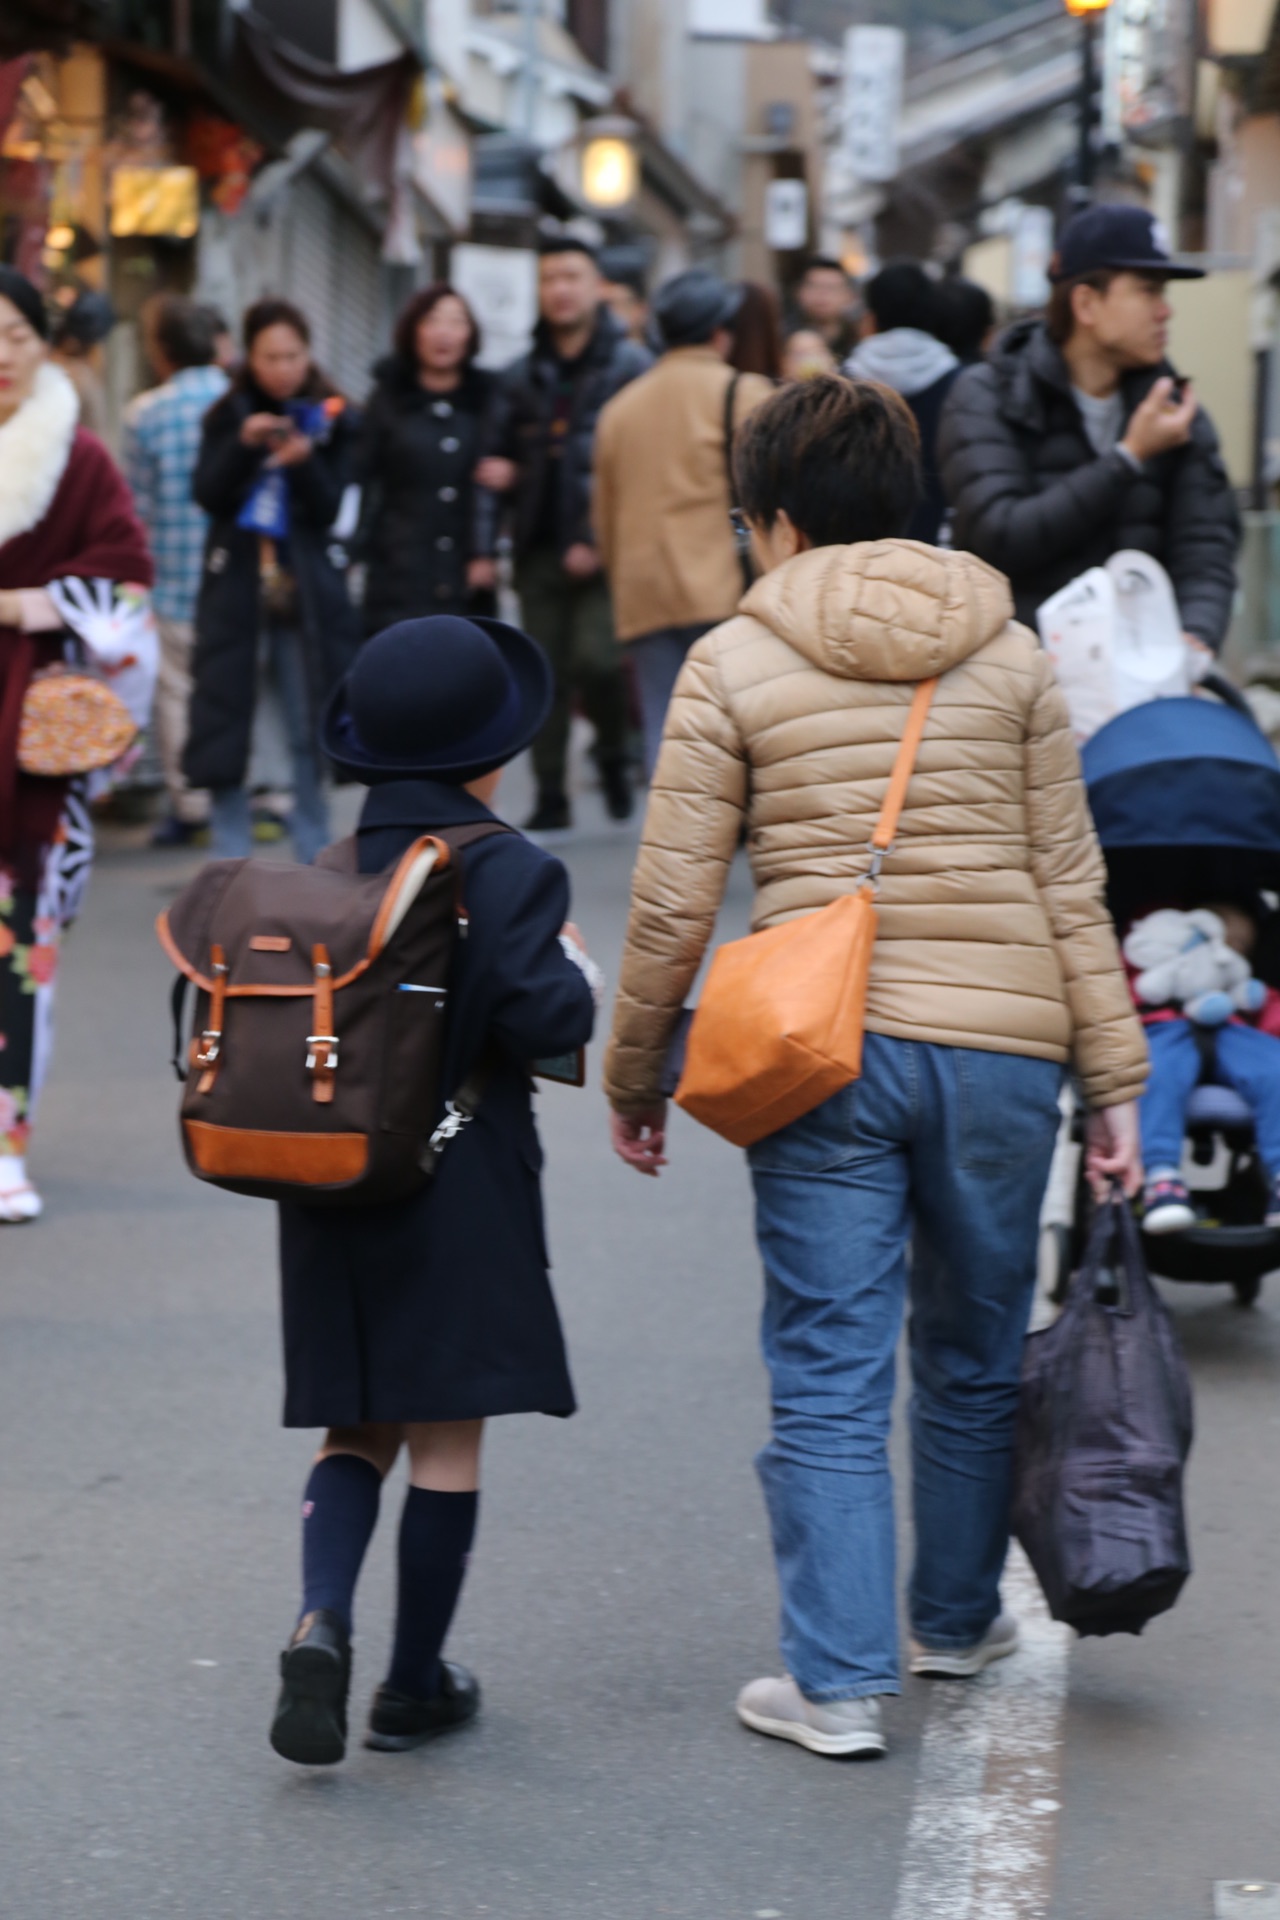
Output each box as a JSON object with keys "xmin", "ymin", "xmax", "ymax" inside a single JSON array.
[
  {"xmin": 269, "ymin": 1609, "xmax": 351, "ymax": 1766},
  {"xmin": 363, "ymin": 1660, "xmax": 481, "ymax": 1752}
]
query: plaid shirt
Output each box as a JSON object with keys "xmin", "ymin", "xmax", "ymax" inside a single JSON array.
[{"xmin": 123, "ymin": 364, "xmax": 228, "ymax": 622}]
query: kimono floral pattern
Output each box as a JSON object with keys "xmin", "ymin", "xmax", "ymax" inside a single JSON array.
[{"xmin": 0, "ymin": 824, "xmax": 73, "ymax": 1156}]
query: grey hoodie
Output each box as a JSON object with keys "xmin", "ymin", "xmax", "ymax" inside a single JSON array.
[{"xmin": 844, "ymin": 327, "xmax": 959, "ymax": 398}]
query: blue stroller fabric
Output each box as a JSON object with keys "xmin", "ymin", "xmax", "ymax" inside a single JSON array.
[{"xmin": 1011, "ymin": 1189, "xmax": 1193, "ymax": 1636}]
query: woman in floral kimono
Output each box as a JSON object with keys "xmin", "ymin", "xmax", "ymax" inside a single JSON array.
[{"xmin": 0, "ymin": 267, "xmax": 153, "ymax": 1222}]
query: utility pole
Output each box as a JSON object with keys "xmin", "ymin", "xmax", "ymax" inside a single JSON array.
[{"xmin": 518, "ymin": 0, "xmax": 541, "ymax": 139}]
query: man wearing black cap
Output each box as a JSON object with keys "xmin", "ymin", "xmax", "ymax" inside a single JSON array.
[
  {"xmin": 939, "ymin": 203, "xmax": 1240, "ymax": 652},
  {"xmin": 593, "ymin": 269, "xmax": 774, "ymax": 776}
]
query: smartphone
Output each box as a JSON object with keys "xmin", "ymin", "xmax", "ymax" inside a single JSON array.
[
  {"xmin": 265, "ymin": 419, "xmax": 292, "ymax": 444},
  {"xmin": 1168, "ymin": 375, "xmax": 1188, "ymax": 403}
]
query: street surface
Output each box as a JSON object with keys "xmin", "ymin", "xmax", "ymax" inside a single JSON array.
[{"xmin": 3, "ymin": 749, "xmax": 1280, "ymax": 1919}]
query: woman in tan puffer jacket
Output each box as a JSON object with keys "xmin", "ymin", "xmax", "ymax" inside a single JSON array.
[{"xmin": 606, "ymin": 376, "xmax": 1147, "ymax": 1763}]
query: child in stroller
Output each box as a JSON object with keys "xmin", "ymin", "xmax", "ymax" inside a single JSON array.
[
  {"xmin": 1073, "ymin": 686, "xmax": 1280, "ymax": 1304},
  {"xmin": 1123, "ymin": 901, "xmax": 1280, "ymax": 1232}
]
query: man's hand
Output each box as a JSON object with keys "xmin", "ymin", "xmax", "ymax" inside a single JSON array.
[
  {"xmin": 1120, "ymin": 377, "xmax": 1197, "ymax": 465},
  {"xmin": 1084, "ymin": 1101, "xmax": 1143, "ymax": 1199},
  {"xmin": 610, "ymin": 1105, "xmax": 668, "ymax": 1178},
  {"xmin": 467, "ymin": 557, "xmax": 498, "ymax": 593},
  {"xmin": 1184, "ymin": 632, "xmax": 1214, "ymax": 682},
  {"xmin": 562, "ymin": 542, "xmax": 602, "ymax": 581},
  {"xmin": 475, "ymin": 456, "xmax": 517, "ymax": 492}
]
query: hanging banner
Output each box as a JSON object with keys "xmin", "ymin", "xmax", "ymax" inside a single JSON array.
[{"xmin": 843, "ymin": 25, "xmax": 905, "ymax": 184}]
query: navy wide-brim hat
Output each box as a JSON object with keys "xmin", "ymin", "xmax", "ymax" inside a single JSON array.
[{"xmin": 322, "ymin": 614, "xmax": 554, "ymax": 785}]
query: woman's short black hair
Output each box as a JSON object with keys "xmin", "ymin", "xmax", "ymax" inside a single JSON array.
[
  {"xmin": 733, "ymin": 374, "xmax": 922, "ymax": 548},
  {"xmin": 392, "ymin": 282, "xmax": 480, "ymax": 368}
]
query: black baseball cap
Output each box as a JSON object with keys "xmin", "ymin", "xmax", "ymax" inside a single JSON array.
[{"xmin": 1049, "ymin": 203, "xmax": 1205, "ymax": 283}]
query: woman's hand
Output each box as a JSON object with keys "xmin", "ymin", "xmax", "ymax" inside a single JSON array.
[
  {"xmin": 0, "ymin": 589, "xmax": 23, "ymax": 628},
  {"xmin": 241, "ymin": 412, "xmax": 290, "ymax": 449},
  {"xmin": 475, "ymin": 456, "xmax": 517, "ymax": 492},
  {"xmin": 610, "ymin": 1105, "xmax": 668, "ymax": 1178},
  {"xmin": 1084, "ymin": 1101, "xmax": 1143, "ymax": 1199},
  {"xmin": 467, "ymin": 556, "xmax": 498, "ymax": 593},
  {"xmin": 267, "ymin": 431, "xmax": 313, "ymax": 468}
]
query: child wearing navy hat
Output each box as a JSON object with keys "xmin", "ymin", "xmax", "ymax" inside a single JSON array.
[{"xmin": 268, "ymin": 614, "xmax": 602, "ymax": 1767}]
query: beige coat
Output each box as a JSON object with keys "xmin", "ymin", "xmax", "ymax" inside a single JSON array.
[
  {"xmin": 604, "ymin": 539, "xmax": 1148, "ymax": 1115},
  {"xmin": 593, "ymin": 347, "xmax": 774, "ymax": 643}
]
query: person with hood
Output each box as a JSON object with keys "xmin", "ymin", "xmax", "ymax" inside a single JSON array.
[
  {"xmin": 938, "ymin": 203, "xmax": 1240, "ymax": 649},
  {"xmin": 268, "ymin": 613, "xmax": 600, "ymax": 1767},
  {"xmin": 474, "ymin": 237, "xmax": 650, "ymax": 833},
  {"xmin": 355, "ymin": 285, "xmax": 497, "ymax": 634},
  {"xmin": 593, "ymin": 270, "xmax": 774, "ymax": 776},
  {"xmin": 604, "ymin": 375, "xmax": 1147, "ymax": 1762},
  {"xmin": 186, "ymin": 298, "xmax": 360, "ymax": 863},
  {"xmin": 844, "ymin": 260, "xmax": 959, "ymax": 545}
]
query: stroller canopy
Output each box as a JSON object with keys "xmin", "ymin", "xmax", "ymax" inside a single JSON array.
[{"xmin": 1082, "ymin": 697, "xmax": 1280, "ymax": 854}]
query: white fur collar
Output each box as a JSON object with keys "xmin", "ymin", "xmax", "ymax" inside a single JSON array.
[{"xmin": 0, "ymin": 362, "xmax": 80, "ymax": 550}]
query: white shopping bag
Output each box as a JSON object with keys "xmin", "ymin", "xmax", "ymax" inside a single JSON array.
[{"xmin": 1037, "ymin": 550, "xmax": 1191, "ymax": 745}]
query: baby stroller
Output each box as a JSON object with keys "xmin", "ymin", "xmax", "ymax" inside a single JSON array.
[{"xmin": 1042, "ymin": 682, "xmax": 1280, "ymax": 1309}]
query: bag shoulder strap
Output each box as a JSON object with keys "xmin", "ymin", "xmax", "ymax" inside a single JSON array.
[
  {"xmin": 723, "ymin": 371, "xmax": 753, "ymax": 595},
  {"xmin": 870, "ymin": 677, "xmax": 939, "ymax": 860}
]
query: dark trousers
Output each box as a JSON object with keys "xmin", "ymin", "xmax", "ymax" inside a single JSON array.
[{"xmin": 516, "ymin": 546, "xmax": 628, "ymax": 799}]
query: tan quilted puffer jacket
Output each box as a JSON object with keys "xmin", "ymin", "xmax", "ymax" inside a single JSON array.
[{"xmin": 604, "ymin": 539, "xmax": 1147, "ymax": 1115}]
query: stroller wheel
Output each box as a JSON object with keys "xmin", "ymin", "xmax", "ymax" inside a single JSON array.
[{"xmin": 1233, "ymin": 1272, "xmax": 1264, "ymax": 1308}]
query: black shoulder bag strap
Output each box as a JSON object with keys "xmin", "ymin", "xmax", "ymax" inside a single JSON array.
[{"xmin": 723, "ymin": 370, "xmax": 754, "ymax": 595}]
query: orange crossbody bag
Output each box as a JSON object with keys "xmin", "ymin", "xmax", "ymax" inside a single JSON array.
[{"xmin": 674, "ymin": 677, "xmax": 938, "ymax": 1149}]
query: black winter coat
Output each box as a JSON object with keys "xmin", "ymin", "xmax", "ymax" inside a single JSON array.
[
  {"xmin": 475, "ymin": 306, "xmax": 650, "ymax": 560},
  {"xmin": 185, "ymin": 381, "xmax": 361, "ymax": 790},
  {"xmin": 277, "ymin": 780, "xmax": 597, "ymax": 1426},
  {"xmin": 937, "ymin": 318, "xmax": 1240, "ymax": 647},
  {"xmin": 355, "ymin": 358, "xmax": 495, "ymax": 633}
]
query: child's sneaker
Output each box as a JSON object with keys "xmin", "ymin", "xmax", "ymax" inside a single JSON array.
[
  {"xmin": 1265, "ymin": 1174, "xmax": 1280, "ymax": 1230},
  {"xmin": 1142, "ymin": 1171, "xmax": 1196, "ymax": 1234}
]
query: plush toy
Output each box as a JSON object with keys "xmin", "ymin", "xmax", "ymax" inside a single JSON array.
[{"xmin": 1123, "ymin": 908, "xmax": 1268, "ymax": 1027}]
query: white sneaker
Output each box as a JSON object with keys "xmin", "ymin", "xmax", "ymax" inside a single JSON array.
[
  {"xmin": 909, "ymin": 1611, "xmax": 1019, "ymax": 1678},
  {"xmin": 0, "ymin": 1156, "xmax": 41, "ymax": 1224},
  {"xmin": 736, "ymin": 1676, "xmax": 887, "ymax": 1758}
]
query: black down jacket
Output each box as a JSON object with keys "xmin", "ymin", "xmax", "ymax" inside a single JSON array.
[
  {"xmin": 186, "ymin": 380, "xmax": 361, "ymax": 790},
  {"xmin": 938, "ymin": 318, "xmax": 1240, "ymax": 647},
  {"xmin": 355, "ymin": 357, "xmax": 496, "ymax": 633},
  {"xmin": 475, "ymin": 304, "xmax": 650, "ymax": 560}
]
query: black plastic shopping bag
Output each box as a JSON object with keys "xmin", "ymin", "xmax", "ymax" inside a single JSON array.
[{"xmin": 1011, "ymin": 1186, "xmax": 1193, "ymax": 1636}]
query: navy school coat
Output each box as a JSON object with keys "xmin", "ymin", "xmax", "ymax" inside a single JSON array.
[{"xmin": 277, "ymin": 780, "xmax": 597, "ymax": 1427}]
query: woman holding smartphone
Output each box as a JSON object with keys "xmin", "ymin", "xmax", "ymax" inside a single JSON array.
[{"xmin": 186, "ymin": 299, "xmax": 360, "ymax": 862}]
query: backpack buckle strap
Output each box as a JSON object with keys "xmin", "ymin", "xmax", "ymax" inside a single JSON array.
[
  {"xmin": 194, "ymin": 949, "xmax": 228, "ymax": 1094},
  {"xmin": 308, "ymin": 946, "xmax": 338, "ymax": 1103}
]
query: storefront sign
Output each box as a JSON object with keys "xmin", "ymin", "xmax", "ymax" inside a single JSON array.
[{"xmin": 110, "ymin": 165, "xmax": 200, "ymax": 239}]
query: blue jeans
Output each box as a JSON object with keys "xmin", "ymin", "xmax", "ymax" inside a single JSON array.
[
  {"xmin": 748, "ymin": 1033, "xmax": 1063, "ymax": 1700},
  {"xmin": 210, "ymin": 620, "xmax": 330, "ymax": 865},
  {"xmin": 629, "ymin": 624, "xmax": 711, "ymax": 779},
  {"xmin": 1140, "ymin": 1017, "xmax": 1280, "ymax": 1176}
]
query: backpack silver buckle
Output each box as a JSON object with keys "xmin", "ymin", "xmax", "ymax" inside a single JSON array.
[{"xmin": 306, "ymin": 1034, "xmax": 339, "ymax": 1072}]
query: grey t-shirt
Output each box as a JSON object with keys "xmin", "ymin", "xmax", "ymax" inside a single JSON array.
[{"xmin": 1072, "ymin": 384, "xmax": 1125, "ymax": 458}]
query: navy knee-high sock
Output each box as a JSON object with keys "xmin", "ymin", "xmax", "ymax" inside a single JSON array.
[
  {"xmin": 299, "ymin": 1454, "xmax": 383, "ymax": 1633},
  {"xmin": 384, "ymin": 1487, "xmax": 478, "ymax": 1701}
]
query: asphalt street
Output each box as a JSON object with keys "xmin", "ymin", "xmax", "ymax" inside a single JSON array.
[{"xmin": 3, "ymin": 752, "xmax": 1280, "ymax": 1920}]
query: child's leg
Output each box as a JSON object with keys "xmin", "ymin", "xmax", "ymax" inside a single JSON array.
[
  {"xmin": 383, "ymin": 1421, "xmax": 484, "ymax": 1702},
  {"xmin": 1138, "ymin": 1021, "xmax": 1202, "ymax": 1173},
  {"xmin": 1213, "ymin": 1025, "xmax": 1280, "ymax": 1177},
  {"xmin": 299, "ymin": 1422, "xmax": 401, "ymax": 1631}
]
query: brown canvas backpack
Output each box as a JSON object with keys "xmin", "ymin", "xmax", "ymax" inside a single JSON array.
[{"xmin": 157, "ymin": 823, "xmax": 510, "ymax": 1206}]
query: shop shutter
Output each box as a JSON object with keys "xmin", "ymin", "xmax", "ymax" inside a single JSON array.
[
  {"xmin": 329, "ymin": 203, "xmax": 384, "ymax": 400},
  {"xmin": 284, "ymin": 174, "xmax": 337, "ymax": 378}
]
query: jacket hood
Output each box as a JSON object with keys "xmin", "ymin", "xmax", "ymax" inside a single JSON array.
[
  {"xmin": 740, "ymin": 540, "xmax": 1015, "ymax": 683},
  {"xmin": 845, "ymin": 327, "xmax": 958, "ymax": 398}
]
